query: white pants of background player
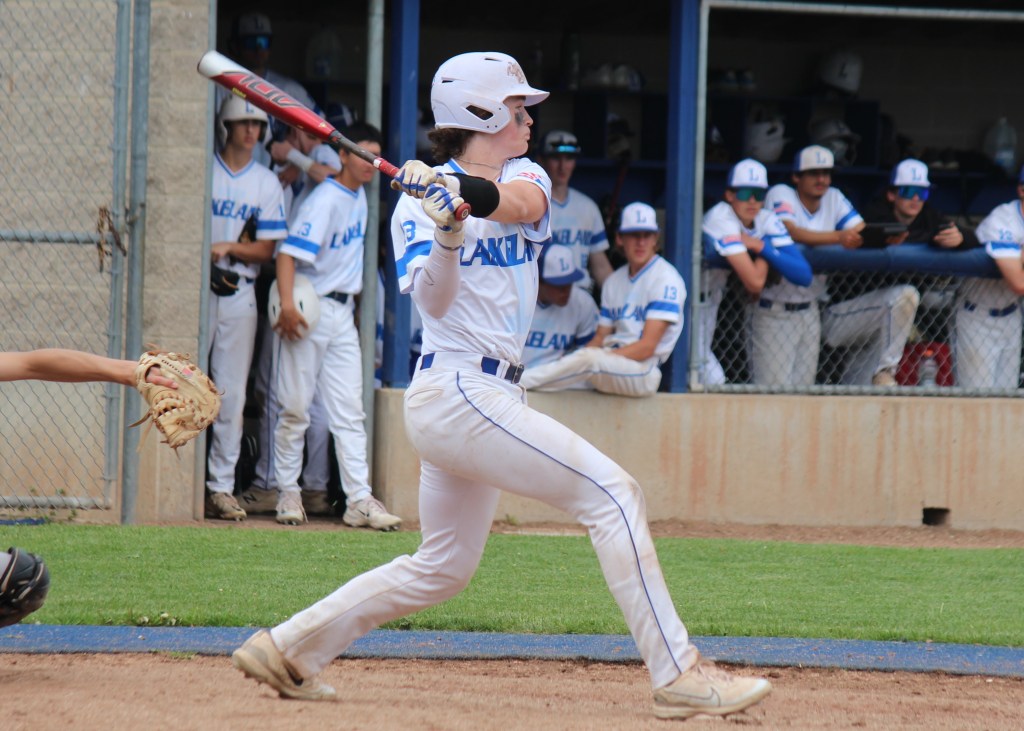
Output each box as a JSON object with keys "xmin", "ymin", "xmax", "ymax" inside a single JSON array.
[
  {"xmin": 252, "ymin": 333, "xmax": 332, "ymax": 494},
  {"xmin": 694, "ymin": 287, "xmax": 726, "ymax": 386},
  {"xmin": 272, "ymin": 296, "xmax": 373, "ymax": 502},
  {"xmin": 270, "ymin": 361, "xmax": 698, "ymax": 689},
  {"xmin": 821, "ymin": 285, "xmax": 920, "ymax": 385},
  {"xmin": 206, "ymin": 284, "xmax": 258, "ymax": 495},
  {"xmin": 519, "ymin": 347, "xmax": 662, "ymax": 396},
  {"xmin": 748, "ymin": 302, "xmax": 820, "ymax": 386},
  {"xmin": 953, "ymin": 304, "xmax": 1022, "ymax": 389}
]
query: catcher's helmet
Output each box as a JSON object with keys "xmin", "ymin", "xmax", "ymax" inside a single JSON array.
[
  {"xmin": 217, "ymin": 95, "xmax": 270, "ymax": 148},
  {"xmin": 430, "ymin": 52, "xmax": 548, "ymax": 134},
  {"xmin": 268, "ymin": 274, "xmax": 321, "ymax": 337}
]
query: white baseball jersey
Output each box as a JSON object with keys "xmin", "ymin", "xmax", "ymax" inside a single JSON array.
[
  {"xmin": 959, "ymin": 200, "xmax": 1024, "ymax": 310},
  {"xmin": 599, "ymin": 255, "xmax": 686, "ymax": 363},
  {"xmin": 282, "ymin": 144, "xmax": 342, "ymax": 226},
  {"xmin": 521, "ymin": 289, "xmax": 599, "ymax": 368},
  {"xmin": 765, "ymin": 184, "xmax": 863, "ymax": 301},
  {"xmin": 211, "ymin": 153, "xmax": 288, "ymax": 279},
  {"xmin": 279, "ymin": 177, "xmax": 366, "ymax": 296},
  {"xmin": 549, "ymin": 187, "xmax": 609, "ymax": 291},
  {"xmin": 391, "ymin": 158, "xmax": 552, "ymax": 363}
]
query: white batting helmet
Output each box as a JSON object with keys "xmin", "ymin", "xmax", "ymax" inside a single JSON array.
[
  {"xmin": 216, "ymin": 95, "xmax": 270, "ymax": 148},
  {"xmin": 818, "ymin": 50, "xmax": 863, "ymax": 96},
  {"xmin": 268, "ymin": 274, "xmax": 321, "ymax": 337},
  {"xmin": 430, "ymin": 52, "xmax": 548, "ymax": 133}
]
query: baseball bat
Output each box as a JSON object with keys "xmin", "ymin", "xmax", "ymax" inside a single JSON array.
[{"xmin": 197, "ymin": 50, "xmax": 470, "ymax": 220}]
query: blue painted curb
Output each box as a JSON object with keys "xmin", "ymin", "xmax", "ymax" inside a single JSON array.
[{"xmin": 1, "ymin": 625, "xmax": 1022, "ymax": 677}]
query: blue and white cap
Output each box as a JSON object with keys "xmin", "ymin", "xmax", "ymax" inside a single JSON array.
[
  {"xmin": 619, "ymin": 202, "xmax": 660, "ymax": 233},
  {"xmin": 540, "ymin": 244, "xmax": 584, "ymax": 285},
  {"xmin": 726, "ymin": 158, "xmax": 769, "ymax": 189},
  {"xmin": 793, "ymin": 145, "xmax": 835, "ymax": 172},
  {"xmin": 890, "ymin": 158, "xmax": 931, "ymax": 187}
]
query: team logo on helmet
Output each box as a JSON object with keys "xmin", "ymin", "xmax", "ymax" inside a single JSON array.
[{"xmin": 507, "ymin": 61, "xmax": 526, "ymax": 85}]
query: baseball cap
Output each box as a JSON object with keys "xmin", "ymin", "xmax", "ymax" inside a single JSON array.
[
  {"xmin": 726, "ymin": 158, "xmax": 769, "ymax": 189},
  {"xmin": 540, "ymin": 245, "xmax": 584, "ymax": 286},
  {"xmin": 793, "ymin": 145, "xmax": 835, "ymax": 172},
  {"xmin": 541, "ymin": 130, "xmax": 582, "ymax": 156},
  {"xmin": 619, "ymin": 202, "xmax": 659, "ymax": 233},
  {"xmin": 889, "ymin": 159, "xmax": 931, "ymax": 187},
  {"xmin": 234, "ymin": 12, "xmax": 272, "ymax": 38}
]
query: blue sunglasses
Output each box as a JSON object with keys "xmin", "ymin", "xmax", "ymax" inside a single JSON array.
[
  {"xmin": 733, "ymin": 187, "xmax": 767, "ymax": 202},
  {"xmin": 240, "ymin": 35, "xmax": 271, "ymax": 51},
  {"xmin": 896, "ymin": 185, "xmax": 930, "ymax": 201}
]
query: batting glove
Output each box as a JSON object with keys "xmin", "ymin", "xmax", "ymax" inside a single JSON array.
[
  {"xmin": 391, "ymin": 160, "xmax": 441, "ymax": 198},
  {"xmin": 422, "ymin": 183, "xmax": 466, "ymax": 250}
]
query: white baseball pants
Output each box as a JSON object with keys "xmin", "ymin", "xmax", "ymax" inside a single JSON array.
[
  {"xmin": 694, "ymin": 288, "xmax": 726, "ymax": 386},
  {"xmin": 822, "ymin": 285, "xmax": 920, "ymax": 384},
  {"xmin": 519, "ymin": 347, "xmax": 662, "ymax": 396},
  {"xmin": 206, "ymin": 285, "xmax": 258, "ymax": 495},
  {"xmin": 271, "ymin": 362, "xmax": 697, "ymax": 689},
  {"xmin": 748, "ymin": 302, "xmax": 820, "ymax": 387},
  {"xmin": 272, "ymin": 297, "xmax": 371, "ymax": 500},
  {"xmin": 953, "ymin": 303, "xmax": 1022, "ymax": 389}
]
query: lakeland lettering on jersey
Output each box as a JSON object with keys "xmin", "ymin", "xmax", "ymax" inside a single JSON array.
[
  {"xmin": 524, "ymin": 330, "xmax": 574, "ymax": 350},
  {"xmin": 604, "ymin": 304, "xmax": 647, "ymax": 322},
  {"xmin": 329, "ymin": 222, "xmax": 365, "ymax": 249},
  {"xmin": 463, "ymin": 233, "xmax": 535, "ymax": 267},
  {"xmin": 550, "ymin": 228, "xmax": 591, "ymax": 247},
  {"xmin": 213, "ymin": 199, "xmax": 261, "ymax": 221}
]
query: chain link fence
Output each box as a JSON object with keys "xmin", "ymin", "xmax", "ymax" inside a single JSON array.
[
  {"xmin": 695, "ymin": 262, "xmax": 1023, "ymax": 395},
  {"xmin": 0, "ymin": 0, "xmax": 126, "ymax": 517}
]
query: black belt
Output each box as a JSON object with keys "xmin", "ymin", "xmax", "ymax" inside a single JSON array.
[
  {"xmin": 759, "ymin": 298, "xmax": 812, "ymax": 312},
  {"xmin": 964, "ymin": 300, "xmax": 1017, "ymax": 317},
  {"xmin": 419, "ymin": 353, "xmax": 525, "ymax": 385},
  {"xmin": 325, "ymin": 291, "xmax": 349, "ymax": 304}
]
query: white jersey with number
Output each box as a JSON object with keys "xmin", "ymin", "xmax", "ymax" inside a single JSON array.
[
  {"xmin": 701, "ymin": 200, "xmax": 795, "ymax": 300},
  {"xmin": 960, "ymin": 200, "xmax": 1024, "ymax": 309},
  {"xmin": 549, "ymin": 187, "xmax": 609, "ymax": 291},
  {"xmin": 599, "ymin": 255, "xmax": 686, "ymax": 363},
  {"xmin": 765, "ymin": 184, "xmax": 863, "ymax": 302},
  {"xmin": 522, "ymin": 289, "xmax": 599, "ymax": 368},
  {"xmin": 391, "ymin": 158, "xmax": 552, "ymax": 363},
  {"xmin": 211, "ymin": 153, "xmax": 287, "ymax": 279},
  {"xmin": 279, "ymin": 177, "xmax": 366, "ymax": 296}
]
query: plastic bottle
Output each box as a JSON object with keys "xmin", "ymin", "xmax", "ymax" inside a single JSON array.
[
  {"xmin": 983, "ymin": 117, "xmax": 1018, "ymax": 177},
  {"xmin": 918, "ymin": 349, "xmax": 939, "ymax": 387}
]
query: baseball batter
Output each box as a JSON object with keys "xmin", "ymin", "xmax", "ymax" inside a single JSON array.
[
  {"xmin": 268, "ymin": 122, "xmax": 400, "ymax": 530},
  {"xmin": 520, "ymin": 202, "xmax": 685, "ymax": 396},
  {"xmin": 231, "ymin": 51, "xmax": 770, "ymax": 721},
  {"xmin": 953, "ymin": 168, "xmax": 1024, "ymax": 389},
  {"xmin": 701, "ymin": 159, "xmax": 813, "ymax": 386},
  {"xmin": 207, "ymin": 95, "xmax": 287, "ymax": 521},
  {"xmin": 520, "ymin": 243, "xmax": 598, "ymax": 388}
]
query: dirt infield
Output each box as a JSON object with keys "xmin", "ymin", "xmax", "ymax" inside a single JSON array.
[
  {"xmin": 3, "ymin": 653, "xmax": 1022, "ymax": 730},
  {"xmin": 5, "ymin": 519, "xmax": 1023, "ymax": 729}
]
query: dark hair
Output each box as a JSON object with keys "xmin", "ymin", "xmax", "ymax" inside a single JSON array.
[
  {"xmin": 340, "ymin": 121, "xmax": 383, "ymax": 148},
  {"xmin": 427, "ymin": 127, "xmax": 473, "ymax": 163}
]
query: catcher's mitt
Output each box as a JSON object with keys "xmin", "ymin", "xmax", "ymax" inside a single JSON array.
[
  {"xmin": 132, "ymin": 350, "xmax": 221, "ymax": 452},
  {"xmin": 0, "ymin": 547, "xmax": 50, "ymax": 628}
]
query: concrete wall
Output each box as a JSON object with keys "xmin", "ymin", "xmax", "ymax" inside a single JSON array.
[{"xmin": 373, "ymin": 388, "xmax": 1024, "ymax": 532}]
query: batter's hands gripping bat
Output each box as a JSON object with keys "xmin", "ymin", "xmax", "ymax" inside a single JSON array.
[{"xmin": 197, "ymin": 50, "xmax": 470, "ymax": 220}]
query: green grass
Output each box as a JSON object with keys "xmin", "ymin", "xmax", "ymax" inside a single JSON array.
[{"xmin": 2, "ymin": 524, "xmax": 1022, "ymax": 646}]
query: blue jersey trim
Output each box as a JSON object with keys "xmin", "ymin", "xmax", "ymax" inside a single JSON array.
[
  {"xmin": 282, "ymin": 234, "xmax": 319, "ymax": 254},
  {"xmin": 836, "ymin": 209, "xmax": 860, "ymax": 230},
  {"xmin": 646, "ymin": 301, "xmax": 681, "ymax": 315},
  {"xmin": 395, "ymin": 240, "xmax": 433, "ymax": 280}
]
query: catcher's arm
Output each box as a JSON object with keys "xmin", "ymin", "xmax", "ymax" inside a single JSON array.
[{"xmin": 0, "ymin": 349, "xmax": 176, "ymax": 388}]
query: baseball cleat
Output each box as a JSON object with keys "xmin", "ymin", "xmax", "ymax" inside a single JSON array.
[
  {"xmin": 232, "ymin": 630, "xmax": 337, "ymax": 701},
  {"xmin": 653, "ymin": 654, "xmax": 771, "ymax": 720},
  {"xmin": 343, "ymin": 496, "xmax": 402, "ymax": 531},
  {"xmin": 301, "ymin": 489, "xmax": 335, "ymax": 516},
  {"xmin": 276, "ymin": 490, "xmax": 306, "ymax": 525},
  {"xmin": 238, "ymin": 487, "xmax": 278, "ymax": 514},
  {"xmin": 208, "ymin": 492, "xmax": 246, "ymax": 521}
]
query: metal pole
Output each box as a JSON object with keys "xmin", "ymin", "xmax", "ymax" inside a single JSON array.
[
  {"xmin": 103, "ymin": 0, "xmax": 131, "ymax": 508},
  {"xmin": 362, "ymin": 0, "xmax": 385, "ymax": 479},
  {"xmin": 121, "ymin": 0, "xmax": 151, "ymax": 525},
  {"xmin": 707, "ymin": 1, "xmax": 1024, "ymax": 23}
]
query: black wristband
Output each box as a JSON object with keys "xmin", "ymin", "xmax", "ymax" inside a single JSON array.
[{"xmin": 451, "ymin": 173, "xmax": 500, "ymax": 218}]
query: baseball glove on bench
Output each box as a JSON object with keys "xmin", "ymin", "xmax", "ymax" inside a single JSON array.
[
  {"xmin": 0, "ymin": 547, "xmax": 50, "ymax": 628},
  {"xmin": 132, "ymin": 349, "xmax": 221, "ymax": 452}
]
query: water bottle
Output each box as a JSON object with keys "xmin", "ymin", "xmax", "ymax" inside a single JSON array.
[
  {"xmin": 983, "ymin": 117, "xmax": 1018, "ymax": 177},
  {"xmin": 918, "ymin": 349, "xmax": 939, "ymax": 387}
]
